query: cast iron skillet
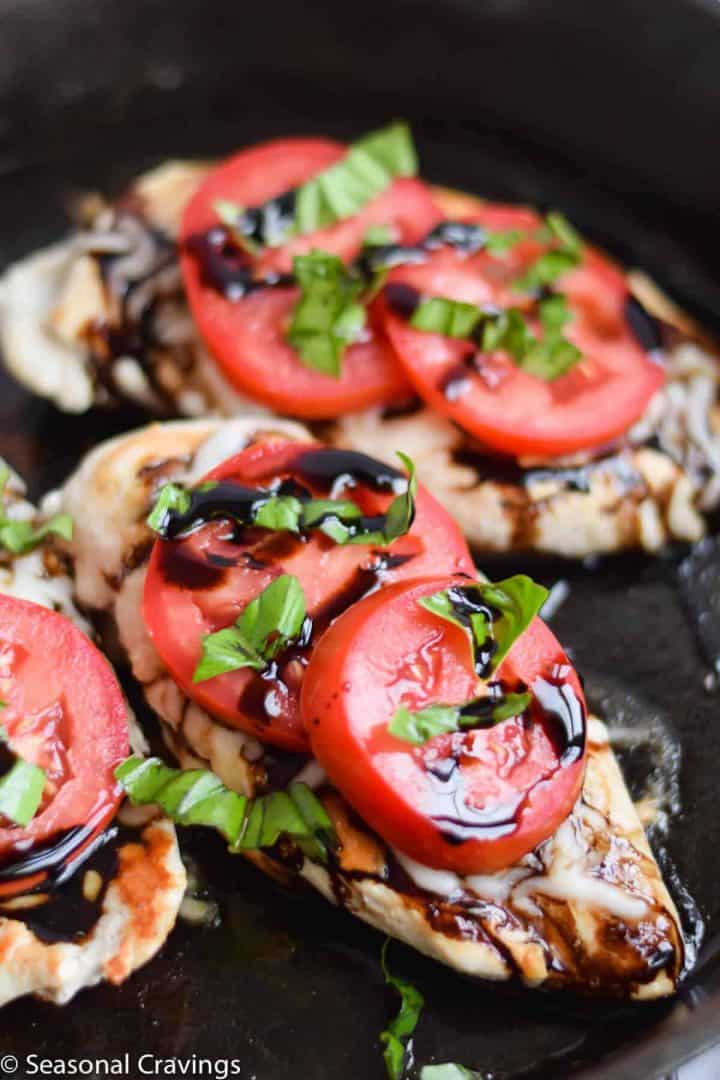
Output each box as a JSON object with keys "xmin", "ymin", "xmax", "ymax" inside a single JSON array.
[{"xmin": 0, "ymin": 1, "xmax": 719, "ymax": 1075}]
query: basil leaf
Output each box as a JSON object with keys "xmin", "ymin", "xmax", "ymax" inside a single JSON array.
[
  {"xmin": 380, "ymin": 940, "xmax": 424, "ymax": 1080},
  {"xmin": 389, "ymin": 704, "xmax": 461, "ymax": 745},
  {"xmin": 295, "ymin": 121, "xmax": 417, "ymax": 235},
  {"xmin": 478, "ymin": 575, "xmax": 548, "ymax": 671},
  {"xmin": 544, "ymin": 211, "xmax": 583, "ymax": 255},
  {"xmin": 0, "ymin": 466, "xmax": 73, "ymax": 556},
  {"xmin": 194, "ymin": 574, "xmax": 307, "ymax": 682},
  {"xmin": 287, "ymin": 251, "xmax": 367, "ymax": 376},
  {"xmin": 420, "ymin": 575, "xmax": 548, "ymax": 674},
  {"xmin": 147, "ymin": 483, "xmax": 192, "ymax": 534},
  {"xmin": 193, "ymin": 626, "xmax": 266, "ymax": 682},
  {"xmin": 488, "ymin": 690, "xmax": 532, "ymax": 723},
  {"xmin": 253, "ymin": 495, "xmax": 303, "ymax": 532},
  {"xmin": 420, "ymin": 1066, "xmax": 483, "ymax": 1080},
  {"xmin": 410, "ymin": 297, "xmax": 483, "ymax": 339},
  {"xmin": 514, "ymin": 248, "xmax": 579, "ymax": 292},
  {"xmin": 515, "ymin": 212, "xmax": 583, "ymax": 293},
  {"xmin": 406, "ymin": 291, "xmax": 582, "ymax": 381},
  {"xmin": 213, "ymin": 199, "xmax": 262, "ymax": 256},
  {"xmin": 115, "ymin": 757, "xmax": 337, "ymax": 863},
  {"xmin": 0, "ymin": 757, "xmax": 46, "ymax": 827},
  {"xmin": 485, "ymin": 228, "xmax": 525, "ymax": 255},
  {"xmin": 364, "ymin": 224, "xmax": 396, "ymax": 247},
  {"xmin": 376, "ymin": 452, "xmax": 417, "ymax": 544},
  {"xmin": 388, "ymin": 690, "xmax": 532, "ymax": 747}
]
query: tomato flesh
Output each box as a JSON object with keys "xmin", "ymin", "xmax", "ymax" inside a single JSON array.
[
  {"xmin": 180, "ymin": 137, "xmax": 442, "ymax": 416},
  {"xmin": 0, "ymin": 595, "xmax": 128, "ymax": 860},
  {"xmin": 143, "ymin": 440, "xmax": 475, "ymax": 752},
  {"xmin": 301, "ymin": 576, "xmax": 587, "ymax": 874},
  {"xmin": 380, "ymin": 205, "xmax": 665, "ymax": 458}
]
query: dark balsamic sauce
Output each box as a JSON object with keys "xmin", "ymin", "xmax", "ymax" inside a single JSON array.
[
  {"xmin": 625, "ymin": 294, "xmax": 664, "ymax": 354},
  {"xmin": 292, "ymin": 447, "xmax": 405, "ymax": 494},
  {"xmin": 159, "ymin": 448, "xmax": 419, "ymax": 733},
  {"xmin": 442, "ymin": 585, "xmax": 498, "ymax": 676},
  {"xmin": 159, "ymin": 448, "xmax": 409, "ymax": 547},
  {"xmin": 531, "ymin": 672, "xmax": 586, "ymax": 765},
  {"xmin": 383, "ymin": 282, "xmax": 422, "ymax": 319},
  {"xmin": 0, "ymin": 823, "xmax": 140, "ymax": 944},
  {"xmin": 183, "ymin": 227, "xmax": 293, "ymax": 301}
]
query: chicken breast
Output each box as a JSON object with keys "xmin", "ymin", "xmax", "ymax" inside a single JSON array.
[
  {"xmin": 2, "ymin": 162, "xmax": 719, "ymax": 557},
  {"xmin": 0, "ymin": 469, "xmax": 187, "ymax": 1006},
  {"xmin": 56, "ymin": 417, "xmax": 685, "ymax": 999}
]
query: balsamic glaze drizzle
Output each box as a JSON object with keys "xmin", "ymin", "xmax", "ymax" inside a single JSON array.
[
  {"xmin": 157, "ymin": 448, "xmax": 420, "ymax": 732},
  {"xmin": 624, "ymin": 295, "xmax": 664, "ymax": 354},
  {"xmin": 159, "ymin": 448, "xmax": 408, "ymax": 543}
]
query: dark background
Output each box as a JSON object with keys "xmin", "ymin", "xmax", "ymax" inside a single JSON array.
[{"xmin": 0, "ymin": 1, "xmax": 719, "ymax": 1075}]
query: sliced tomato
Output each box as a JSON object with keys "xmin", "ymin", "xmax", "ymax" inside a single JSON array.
[
  {"xmin": 0, "ymin": 595, "xmax": 128, "ymax": 863},
  {"xmin": 143, "ymin": 439, "xmax": 474, "ymax": 752},
  {"xmin": 380, "ymin": 204, "xmax": 665, "ymax": 458},
  {"xmin": 180, "ymin": 136, "xmax": 441, "ymax": 417},
  {"xmin": 301, "ymin": 576, "xmax": 587, "ymax": 874}
]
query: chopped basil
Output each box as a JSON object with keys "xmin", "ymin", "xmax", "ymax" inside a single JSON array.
[
  {"xmin": 389, "ymin": 704, "xmax": 464, "ymax": 745},
  {"xmin": 474, "ymin": 575, "xmax": 548, "ymax": 671},
  {"xmin": 295, "ymin": 121, "xmax": 417, "ymax": 236},
  {"xmin": 420, "ymin": 1066, "xmax": 483, "ymax": 1080},
  {"xmin": 543, "ymin": 210, "xmax": 583, "ymax": 254},
  {"xmin": 193, "ymin": 574, "xmax": 307, "ymax": 682},
  {"xmin": 411, "ymin": 297, "xmax": 483, "ymax": 339},
  {"xmin": 115, "ymin": 756, "xmax": 336, "ymax": 864},
  {"xmin": 213, "ymin": 199, "xmax": 262, "ymax": 256},
  {"xmin": 388, "ymin": 690, "xmax": 532, "ymax": 747},
  {"xmin": 0, "ymin": 466, "xmax": 73, "ymax": 557},
  {"xmin": 287, "ymin": 250, "xmax": 367, "ymax": 376},
  {"xmin": 513, "ymin": 248, "xmax": 579, "ymax": 292},
  {"xmin": 484, "ymin": 228, "xmax": 525, "ymax": 256},
  {"xmin": 518, "ymin": 295, "xmax": 582, "ymax": 379},
  {"xmin": 254, "ymin": 495, "xmax": 303, "ymax": 532},
  {"xmin": 420, "ymin": 575, "xmax": 548, "ymax": 675},
  {"xmin": 364, "ymin": 224, "xmax": 397, "ymax": 247},
  {"xmin": 407, "ymin": 292, "xmax": 582, "ymax": 381},
  {"xmin": 147, "ymin": 453, "xmax": 417, "ymax": 549},
  {"xmin": 0, "ymin": 728, "xmax": 46, "ymax": 827},
  {"xmin": 146, "ymin": 482, "xmax": 192, "ymax": 534},
  {"xmin": 515, "ymin": 210, "xmax": 583, "ymax": 293},
  {"xmin": 380, "ymin": 940, "xmax": 424, "ymax": 1080}
]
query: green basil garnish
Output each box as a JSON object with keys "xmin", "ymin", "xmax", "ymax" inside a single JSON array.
[
  {"xmin": 514, "ymin": 210, "xmax": 583, "ymax": 293},
  {"xmin": 380, "ymin": 939, "xmax": 424, "ymax": 1080},
  {"xmin": 387, "ymin": 576, "xmax": 546, "ymax": 747},
  {"xmin": 389, "ymin": 691, "xmax": 532, "ymax": 747},
  {"xmin": 146, "ymin": 482, "xmax": 192, "ymax": 534},
  {"xmin": 287, "ymin": 251, "xmax": 367, "ymax": 376},
  {"xmin": 409, "ymin": 295, "xmax": 581, "ymax": 382},
  {"xmin": 0, "ymin": 727, "xmax": 46, "ymax": 827},
  {"xmin": 0, "ymin": 466, "xmax": 73, "ymax": 557},
  {"xmin": 193, "ymin": 574, "xmax": 307, "ymax": 683},
  {"xmin": 147, "ymin": 453, "xmax": 417, "ymax": 550},
  {"xmin": 115, "ymin": 757, "xmax": 336, "ymax": 864},
  {"xmin": 295, "ymin": 121, "xmax": 417, "ymax": 236}
]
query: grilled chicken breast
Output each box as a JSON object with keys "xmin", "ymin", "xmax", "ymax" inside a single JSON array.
[
  {"xmin": 0, "ymin": 469, "xmax": 186, "ymax": 1006},
  {"xmin": 55, "ymin": 417, "xmax": 684, "ymax": 999},
  {"xmin": 2, "ymin": 162, "xmax": 719, "ymax": 558}
]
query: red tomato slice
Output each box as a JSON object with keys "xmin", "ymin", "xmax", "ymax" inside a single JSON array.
[
  {"xmin": 180, "ymin": 137, "xmax": 442, "ymax": 417},
  {"xmin": 0, "ymin": 595, "xmax": 128, "ymax": 861},
  {"xmin": 143, "ymin": 439, "xmax": 474, "ymax": 752},
  {"xmin": 301, "ymin": 576, "xmax": 587, "ymax": 874},
  {"xmin": 380, "ymin": 204, "xmax": 665, "ymax": 458}
]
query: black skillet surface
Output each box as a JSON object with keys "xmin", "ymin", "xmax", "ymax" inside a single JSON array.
[{"xmin": 1, "ymin": 1, "xmax": 720, "ymax": 1076}]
